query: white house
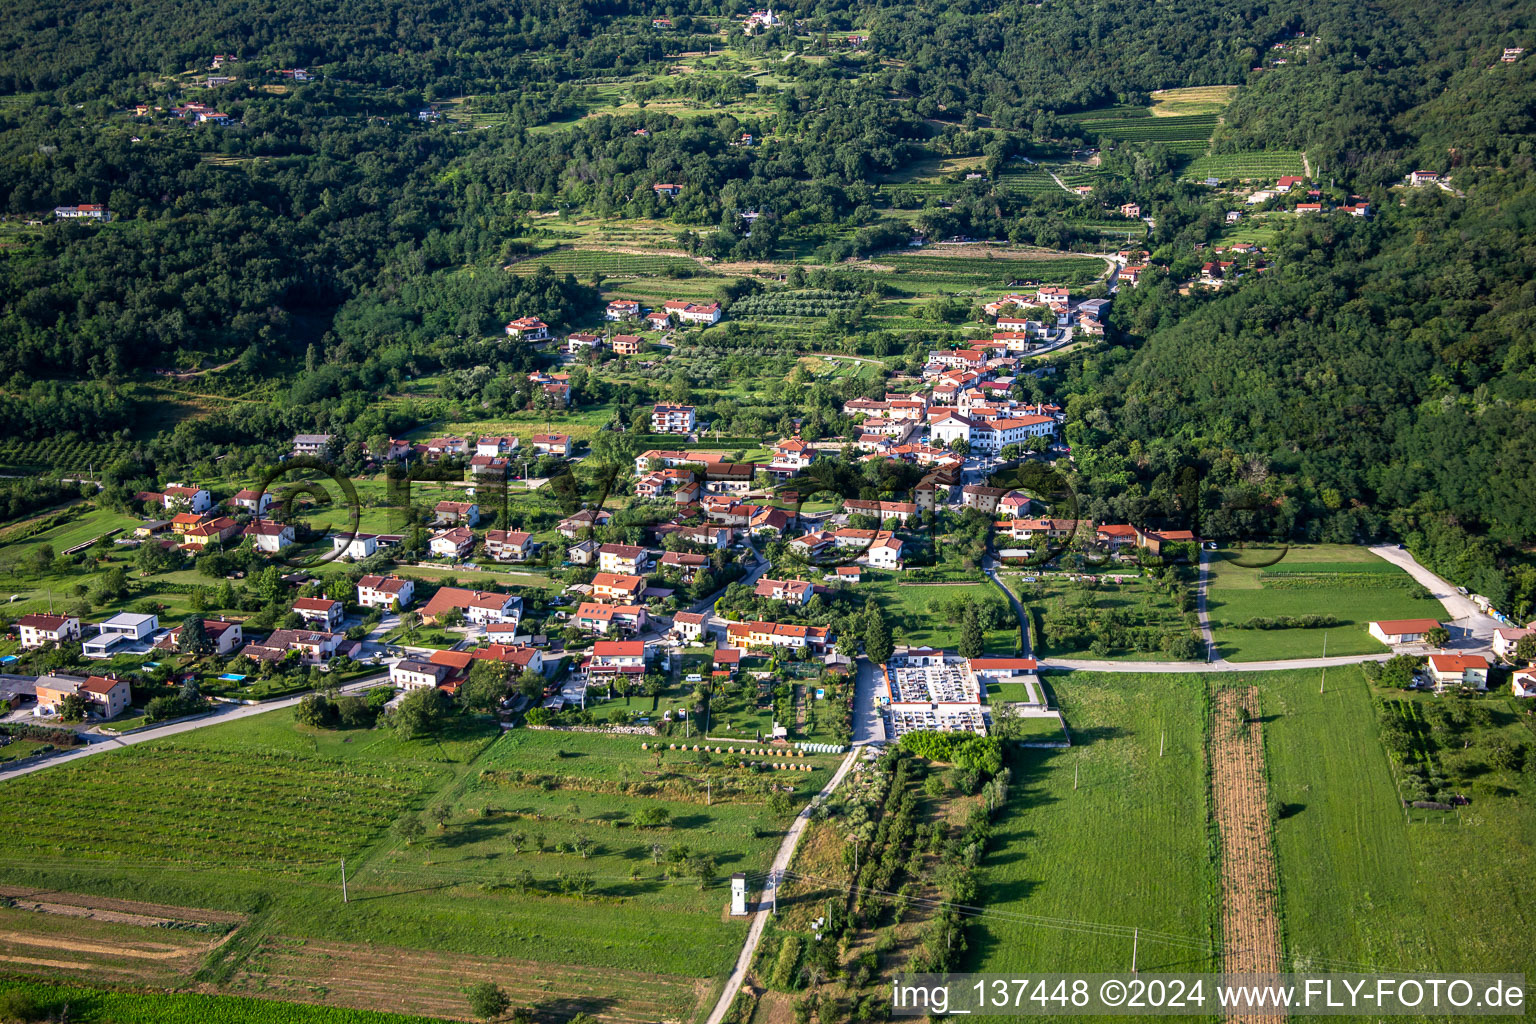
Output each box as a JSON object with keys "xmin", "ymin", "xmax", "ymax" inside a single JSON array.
[
  {"xmin": 357, "ymin": 574, "xmax": 414, "ymax": 610},
  {"xmin": 651, "ymin": 404, "xmax": 697, "ymax": 434},
  {"xmin": 162, "ymin": 485, "xmax": 212, "ymax": 513},
  {"xmin": 392, "ymin": 659, "xmax": 453, "ymax": 691},
  {"xmin": 244, "ymin": 520, "xmax": 295, "ymax": 552},
  {"xmin": 1368, "ymin": 618, "xmax": 1441, "ymax": 646},
  {"xmin": 293, "ymin": 597, "xmax": 344, "ymax": 631},
  {"xmin": 505, "ymin": 317, "xmax": 550, "ymax": 341},
  {"xmin": 82, "ymin": 612, "xmax": 159, "ymax": 657},
  {"xmin": 16, "ymin": 613, "xmax": 81, "ymax": 649},
  {"xmin": 1512, "ymin": 668, "xmax": 1536, "ymax": 698},
  {"xmin": 485, "ymin": 530, "xmax": 534, "ymax": 562},
  {"xmin": 1425, "ymin": 653, "xmax": 1488, "ymax": 690},
  {"xmin": 231, "ymin": 488, "xmax": 275, "ymax": 514},
  {"xmin": 1491, "ymin": 625, "xmax": 1533, "ymax": 660},
  {"xmin": 429, "ymin": 527, "xmax": 475, "ymax": 559}
]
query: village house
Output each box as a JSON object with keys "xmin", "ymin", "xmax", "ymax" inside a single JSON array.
[
  {"xmin": 357, "ymin": 574, "xmax": 414, "ymax": 610},
  {"xmin": 1512, "ymin": 668, "xmax": 1536, "ymax": 698},
  {"xmin": 725, "ymin": 620, "xmax": 832, "ymax": 652},
  {"xmin": 754, "ymin": 578, "xmax": 815, "ymax": 605},
  {"xmin": 652, "ymin": 183, "xmax": 682, "ymax": 198},
  {"xmin": 1492, "ymin": 624, "xmax": 1534, "ymax": 660},
  {"xmin": 1134, "ymin": 527, "xmax": 1197, "ymax": 556},
  {"xmin": 155, "ymin": 618, "xmax": 244, "ymax": 656},
  {"xmin": 504, "ymin": 317, "xmax": 550, "ymax": 341},
  {"xmin": 1367, "ymin": 618, "xmax": 1442, "ymax": 646},
  {"xmin": 429, "ymin": 527, "xmax": 475, "ymax": 559},
  {"xmin": 606, "ymin": 300, "xmax": 641, "ymax": 321},
  {"xmin": 566, "ymin": 539, "xmax": 600, "ymax": 565},
  {"xmin": 246, "ymin": 628, "xmax": 353, "ymax": 667},
  {"xmin": 612, "ymin": 334, "xmax": 642, "ymax": 356},
  {"xmin": 592, "ymin": 573, "xmax": 646, "ymax": 604},
  {"xmin": 244, "ymin": 520, "xmax": 295, "ymax": 552},
  {"xmin": 293, "ymin": 596, "xmax": 343, "ymax": 631},
  {"xmin": 598, "ymin": 543, "xmax": 648, "ymax": 575},
  {"xmin": 831, "ymin": 528, "xmax": 903, "ymax": 569},
  {"xmin": 180, "ymin": 516, "xmax": 241, "ymax": 549},
  {"xmin": 531, "ymin": 433, "xmax": 571, "ymax": 457},
  {"xmin": 566, "ymin": 332, "xmax": 604, "ymax": 355},
  {"xmin": 557, "ymin": 508, "xmax": 611, "ymax": 539},
  {"xmin": 53, "ymin": 204, "xmax": 111, "ymax": 221},
  {"xmin": 703, "ymin": 463, "xmax": 754, "ymax": 496},
  {"xmin": 1425, "ymin": 652, "xmax": 1489, "ymax": 690},
  {"xmin": 713, "ymin": 647, "xmax": 741, "ymax": 679},
  {"xmin": 1095, "ymin": 523, "xmax": 1139, "ymax": 549},
  {"xmin": 664, "ymin": 301, "xmax": 723, "ymax": 325},
  {"xmin": 292, "ymin": 434, "xmax": 332, "ymax": 456},
  {"xmin": 434, "ymin": 501, "xmax": 480, "ymax": 526},
  {"xmin": 332, "ymin": 532, "xmax": 402, "ymax": 560},
  {"xmin": 485, "ymin": 530, "xmax": 534, "ymax": 562},
  {"xmin": 231, "ymin": 488, "xmax": 274, "ymax": 514},
  {"xmin": 475, "ymin": 435, "xmax": 520, "ymax": 457},
  {"xmin": 574, "ymin": 601, "xmax": 648, "ymax": 635},
  {"xmin": 651, "ymin": 404, "xmax": 697, "ymax": 434},
  {"xmin": 1408, "ymin": 170, "xmax": 1440, "ymax": 187},
  {"xmin": 961, "ymin": 485, "xmax": 1010, "ymax": 515},
  {"xmin": 646, "ymin": 310, "xmax": 672, "ymax": 331},
  {"xmin": 34, "ymin": 673, "xmax": 131, "ymax": 719},
  {"xmin": 660, "ymin": 550, "xmax": 710, "ymax": 581},
  {"xmin": 672, "ymin": 610, "xmax": 707, "ymax": 641},
  {"xmin": 420, "ymin": 587, "xmax": 521, "ymax": 626},
  {"xmin": 161, "ymin": 485, "xmax": 213, "ymax": 513},
  {"xmin": 82, "ymin": 612, "xmax": 159, "ymax": 658},
  {"xmin": 1119, "ymin": 202, "xmax": 1141, "ymax": 218},
  {"xmin": 16, "ymin": 613, "xmax": 81, "ymax": 649},
  {"xmin": 842, "ymin": 499, "xmax": 917, "ymax": 525},
  {"xmin": 392, "ymin": 658, "xmax": 454, "ymax": 691},
  {"xmin": 589, "ymin": 640, "xmax": 647, "ymax": 680}
]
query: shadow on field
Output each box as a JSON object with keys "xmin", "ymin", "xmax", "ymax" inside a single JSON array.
[{"xmin": 534, "ymin": 996, "xmax": 617, "ymax": 1022}]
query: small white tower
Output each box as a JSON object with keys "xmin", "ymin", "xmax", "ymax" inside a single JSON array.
[{"xmin": 731, "ymin": 873, "xmax": 749, "ymax": 916}]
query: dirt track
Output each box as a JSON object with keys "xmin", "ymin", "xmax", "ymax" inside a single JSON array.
[{"xmin": 1210, "ymin": 687, "xmax": 1284, "ymax": 1024}]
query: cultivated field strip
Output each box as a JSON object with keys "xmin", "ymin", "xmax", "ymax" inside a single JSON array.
[
  {"xmin": 0, "ymin": 747, "xmax": 447, "ymax": 865},
  {"xmin": 1211, "ymin": 687, "xmax": 1283, "ymax": 1023},
  {"xmin": 228, "ymin": 936, "xmax": 703, "ymax": 1023}
]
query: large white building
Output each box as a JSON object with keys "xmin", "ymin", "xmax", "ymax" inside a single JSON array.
[{"xmin": 651, "ymin": 404, "xmax": 697, "ymax": 434}]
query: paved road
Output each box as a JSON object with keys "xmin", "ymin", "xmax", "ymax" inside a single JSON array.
[
  {"xmin": 984, "ymin": 565, "xmax": 1032, "ymax": 656},
  {"xmin": 704, "ymin": 744, "xmax": 861, "ymax": 1024},
  {"xmin": 0, "ymin": 674, "xmax": 387, "ymax": 781},
  {"xmin": 1367, "ymin": 544, "xmax": 1501, "ymax": 645}
]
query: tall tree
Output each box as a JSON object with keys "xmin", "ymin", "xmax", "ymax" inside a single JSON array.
[{"xmin": 959, "ymin": 601, "xmax": 985, "ymax": 659}]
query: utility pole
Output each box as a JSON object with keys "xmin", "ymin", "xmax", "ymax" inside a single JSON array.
[
  {"xmin": 340, "ymin": 859, "xmax": 348, "ymax": 903},
  {"xmin": 1159, "ymin": 730, "xmax": 1165, "ymax": 757},
  {"xmin": 1074, "ymin": 762, "xmax": 1079, "ymax": 791},
  {"xmin": 1131, "ymin": 928, "xmax": 1138, "ymax": 973}
]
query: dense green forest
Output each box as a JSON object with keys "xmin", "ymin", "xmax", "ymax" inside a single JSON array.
[{"xmin": 0, "ymin": 0, "xmax": 1532, "ymax": 610}]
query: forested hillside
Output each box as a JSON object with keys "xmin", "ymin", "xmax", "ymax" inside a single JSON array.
[{"xmin": 0, "ymin": 0, "xmax": 1532, "ymax": 610}]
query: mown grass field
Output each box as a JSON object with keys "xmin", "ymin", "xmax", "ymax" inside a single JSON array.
[
  {"xmin": 1205, "ymin": 544, "xmax": 1444, "ymax": 661},
  {"xmin": 967, "ymin": 672, "xmax": 1218, "ymax": 975},
  {"xmin": 1257, "ymin": 667, "xmax": 1536, "ymax": 978},
  {"xmin": 855, "ymin": 571, "xmax": 1021, "ymax": 654}
]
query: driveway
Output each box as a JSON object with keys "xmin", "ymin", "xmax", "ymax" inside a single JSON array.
[
  {"xmin": 703, "ymin": 745, "xmax": 860, "ymax": 1024},
  {"xmin": 851, "ymin": 656, "xmax": 886, "ymax": 746},
  {"xmin": 1368, "ymin": 545, "xmax": 1502, "ymax": 646},
  {"xmin": 0, "ymin": 674, "xmax": 388, "ymax": 781}
]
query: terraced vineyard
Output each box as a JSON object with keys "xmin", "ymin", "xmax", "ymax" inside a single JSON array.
[
  {"xmin": 878, "ymin": 253, "xmax": 1105, "ymax": 290},
  {"xmin": 507, "ymin": 247, "xmax": 707, "ymax": 278},
  {"xmin": 997, "ymin": 166, "xmax": 1061, "ymax": 196},
  {"xmin": 0, "ymin": 437, "xmax": 136, "ymax": 472},
  {"xmin": 1075, "ymin": 112, "xmax": 1219, "ymax": 155},
  {"xmin": 1182, "ymin": 151, "xmax": 1307, "ymax": 181}
]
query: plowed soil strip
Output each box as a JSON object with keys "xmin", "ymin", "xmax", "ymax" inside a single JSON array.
[
  {"xmin": 1211, "ymin": 687, "xmax": 1283, "ymax": 1024},
  {"xmin": 228, "ymin": 936, "xmax": 704, "ymax": 1023}
]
